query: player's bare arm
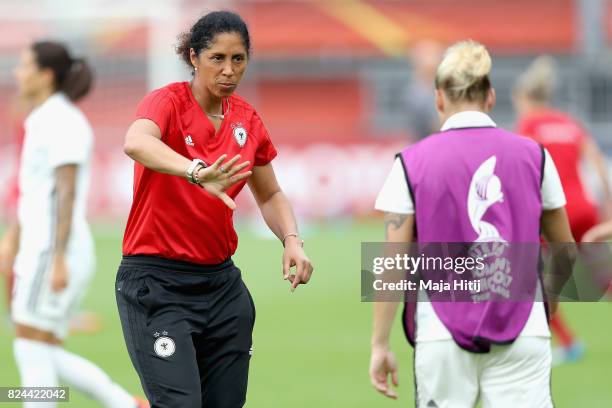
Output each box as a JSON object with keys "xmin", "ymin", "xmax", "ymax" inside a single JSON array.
[
  {"xmin": 582, "ymin": 137, "xmax": 612, "ymax": 218},
  {"xmin": 124, "ymin": 119, "xmax": 251, "ymax": 209},
  {"xmin": 384, "ymin": 212, "xmax": 412, "ymax": 241},
  {"xmin": 51, "ymin": 164, "xmax": 78, "ymax": 292},
  {"xmin": 369, "ymin": 212, "xmax": 414, "ymax": 400},
  {"xmin": 248, "ymin": 163, "xmax": 313, "ymax": 291},
  {"xmin": 124, "ymin": 119, "xmax": 195, "ymax": 176},
  {"xmin": 540, "ymin": 207, "xmax": 577, "ymax": 315},
  {"xmin": 0, "ymin": 221, "xmax": 19, "ymax": 277},
  {"xmin": 582, "ymin": 220, "xmax": 612, "ymax": 242}
]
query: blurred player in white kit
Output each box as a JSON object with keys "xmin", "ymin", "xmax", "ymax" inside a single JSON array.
[{"xmin": 2, "ymin": 40, "xmax": 147, "ymax": 408}]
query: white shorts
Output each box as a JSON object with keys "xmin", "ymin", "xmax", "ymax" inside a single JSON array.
[
  {"xmin": 414, "ymin": 337, "xmax": 553, "ymax": 408},
  {"xmin": 11, "ymin": 247, "xmax": 95, "ymax": 340}
]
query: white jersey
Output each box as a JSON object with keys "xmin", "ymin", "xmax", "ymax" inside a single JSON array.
[
  {"xmin": 17, "ymin": 92, "xmax": 94, "ymax": 256},
  {"xmin": 12, "ymin": 93, "xmax": 95, "ymax": 337}
]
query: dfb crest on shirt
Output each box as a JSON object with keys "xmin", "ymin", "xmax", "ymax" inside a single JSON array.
[{"xmin": 232, "ymin": 123, "xmax": 247, "ymax": 148}]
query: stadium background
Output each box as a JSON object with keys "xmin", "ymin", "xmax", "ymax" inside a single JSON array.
[{"xmin": 1, "ymin": 0, "xmax": 611, "ymax": 406}]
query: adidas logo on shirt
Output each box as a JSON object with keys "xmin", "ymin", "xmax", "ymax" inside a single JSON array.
[{"xmin": 185, "ymin": 135, "xmax": 195, "ymax": 146}]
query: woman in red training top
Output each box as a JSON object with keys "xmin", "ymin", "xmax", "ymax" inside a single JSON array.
[
  {"xmin": 116, "ymin": 11, "xmax": 313, "ymax": 408},
  {"xmin": 514, "ymin": 56, "xmax": 612, "ymax": 364}
]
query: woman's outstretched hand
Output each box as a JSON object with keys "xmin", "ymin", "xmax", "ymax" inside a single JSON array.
[{"xmin": 197, "ymin": 154, "xmax": 252, "ymax": 209}]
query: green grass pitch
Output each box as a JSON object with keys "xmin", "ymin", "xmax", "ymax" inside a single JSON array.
[{"xmin": 1, "ymin": 220, "xmax": 611, "ymax": 407}]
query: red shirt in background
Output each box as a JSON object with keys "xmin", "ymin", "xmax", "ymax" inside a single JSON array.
[
  {"xmin": 123, "ymin": 82, "xmax": 277, "ymax": 264},
  {"xmin": 3, "ymin": 126, "xmax": 25, "ymax": 217},
  {"xmin": 517, "ymin": 109, "xmax": 598, "ymax": 240}
]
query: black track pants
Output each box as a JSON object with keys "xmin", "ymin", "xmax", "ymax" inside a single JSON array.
[{"xmin": 115, "ymin": 255, "xmax": 255, "ymax": 408}]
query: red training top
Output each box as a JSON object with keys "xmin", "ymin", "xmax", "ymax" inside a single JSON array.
[
  {"xmin": 517, "ymin": 109, "xmax": 598, "ymax": 240},
  {"xmin": 123, "ymin": 82, "xmax": 277, "ymax": 264}
]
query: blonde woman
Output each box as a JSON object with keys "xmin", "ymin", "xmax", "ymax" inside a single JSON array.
[
  {"xmin": 514, "ymin": 56, "xmax": 612, "ymax": 363},
  {"xmin": 370, "ymin": 40, "xmax": 575, "ymax": 407},
  {"xmin": 514, "ymin": 56, "xmax": 611, "ymax": 241}
]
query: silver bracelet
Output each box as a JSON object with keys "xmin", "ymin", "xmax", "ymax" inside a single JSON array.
[
  {"xmin": 186, "ymin": 159, "xmax": 207, "ymax": 184},
  {"xmin": 193, "ymin": 165, "xmax": 205, "ymax": 185},
  {"xmin": 282, "ymin": 232, "xmax": 303, "ymax": 248}
]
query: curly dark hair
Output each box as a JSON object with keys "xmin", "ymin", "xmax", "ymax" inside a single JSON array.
[{"xmin": 176, "ymin": 11, "xmax": 251, "ymax": 69}]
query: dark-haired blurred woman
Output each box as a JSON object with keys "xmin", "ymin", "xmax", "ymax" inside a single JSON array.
[
  {"xmin": 5, "ymin": 41, "xmax": 147, "ymax": 408},
  {"xmin": 116, "ymin": 10, "xmax": 313, "ymax": 408}
]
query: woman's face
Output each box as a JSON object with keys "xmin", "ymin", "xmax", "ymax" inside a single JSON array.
[
  {"xmin": 190, "ymin": 32, "xmax": 248, "ymax": 99},
  {"xmin": 13, "ymin": 49, "xmax": 50, "ymax": 99}
]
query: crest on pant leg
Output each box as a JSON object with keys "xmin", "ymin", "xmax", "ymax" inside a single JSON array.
[{"xmin": 153, "ymin": 331, "xmax": 175, "ymax": 358}]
